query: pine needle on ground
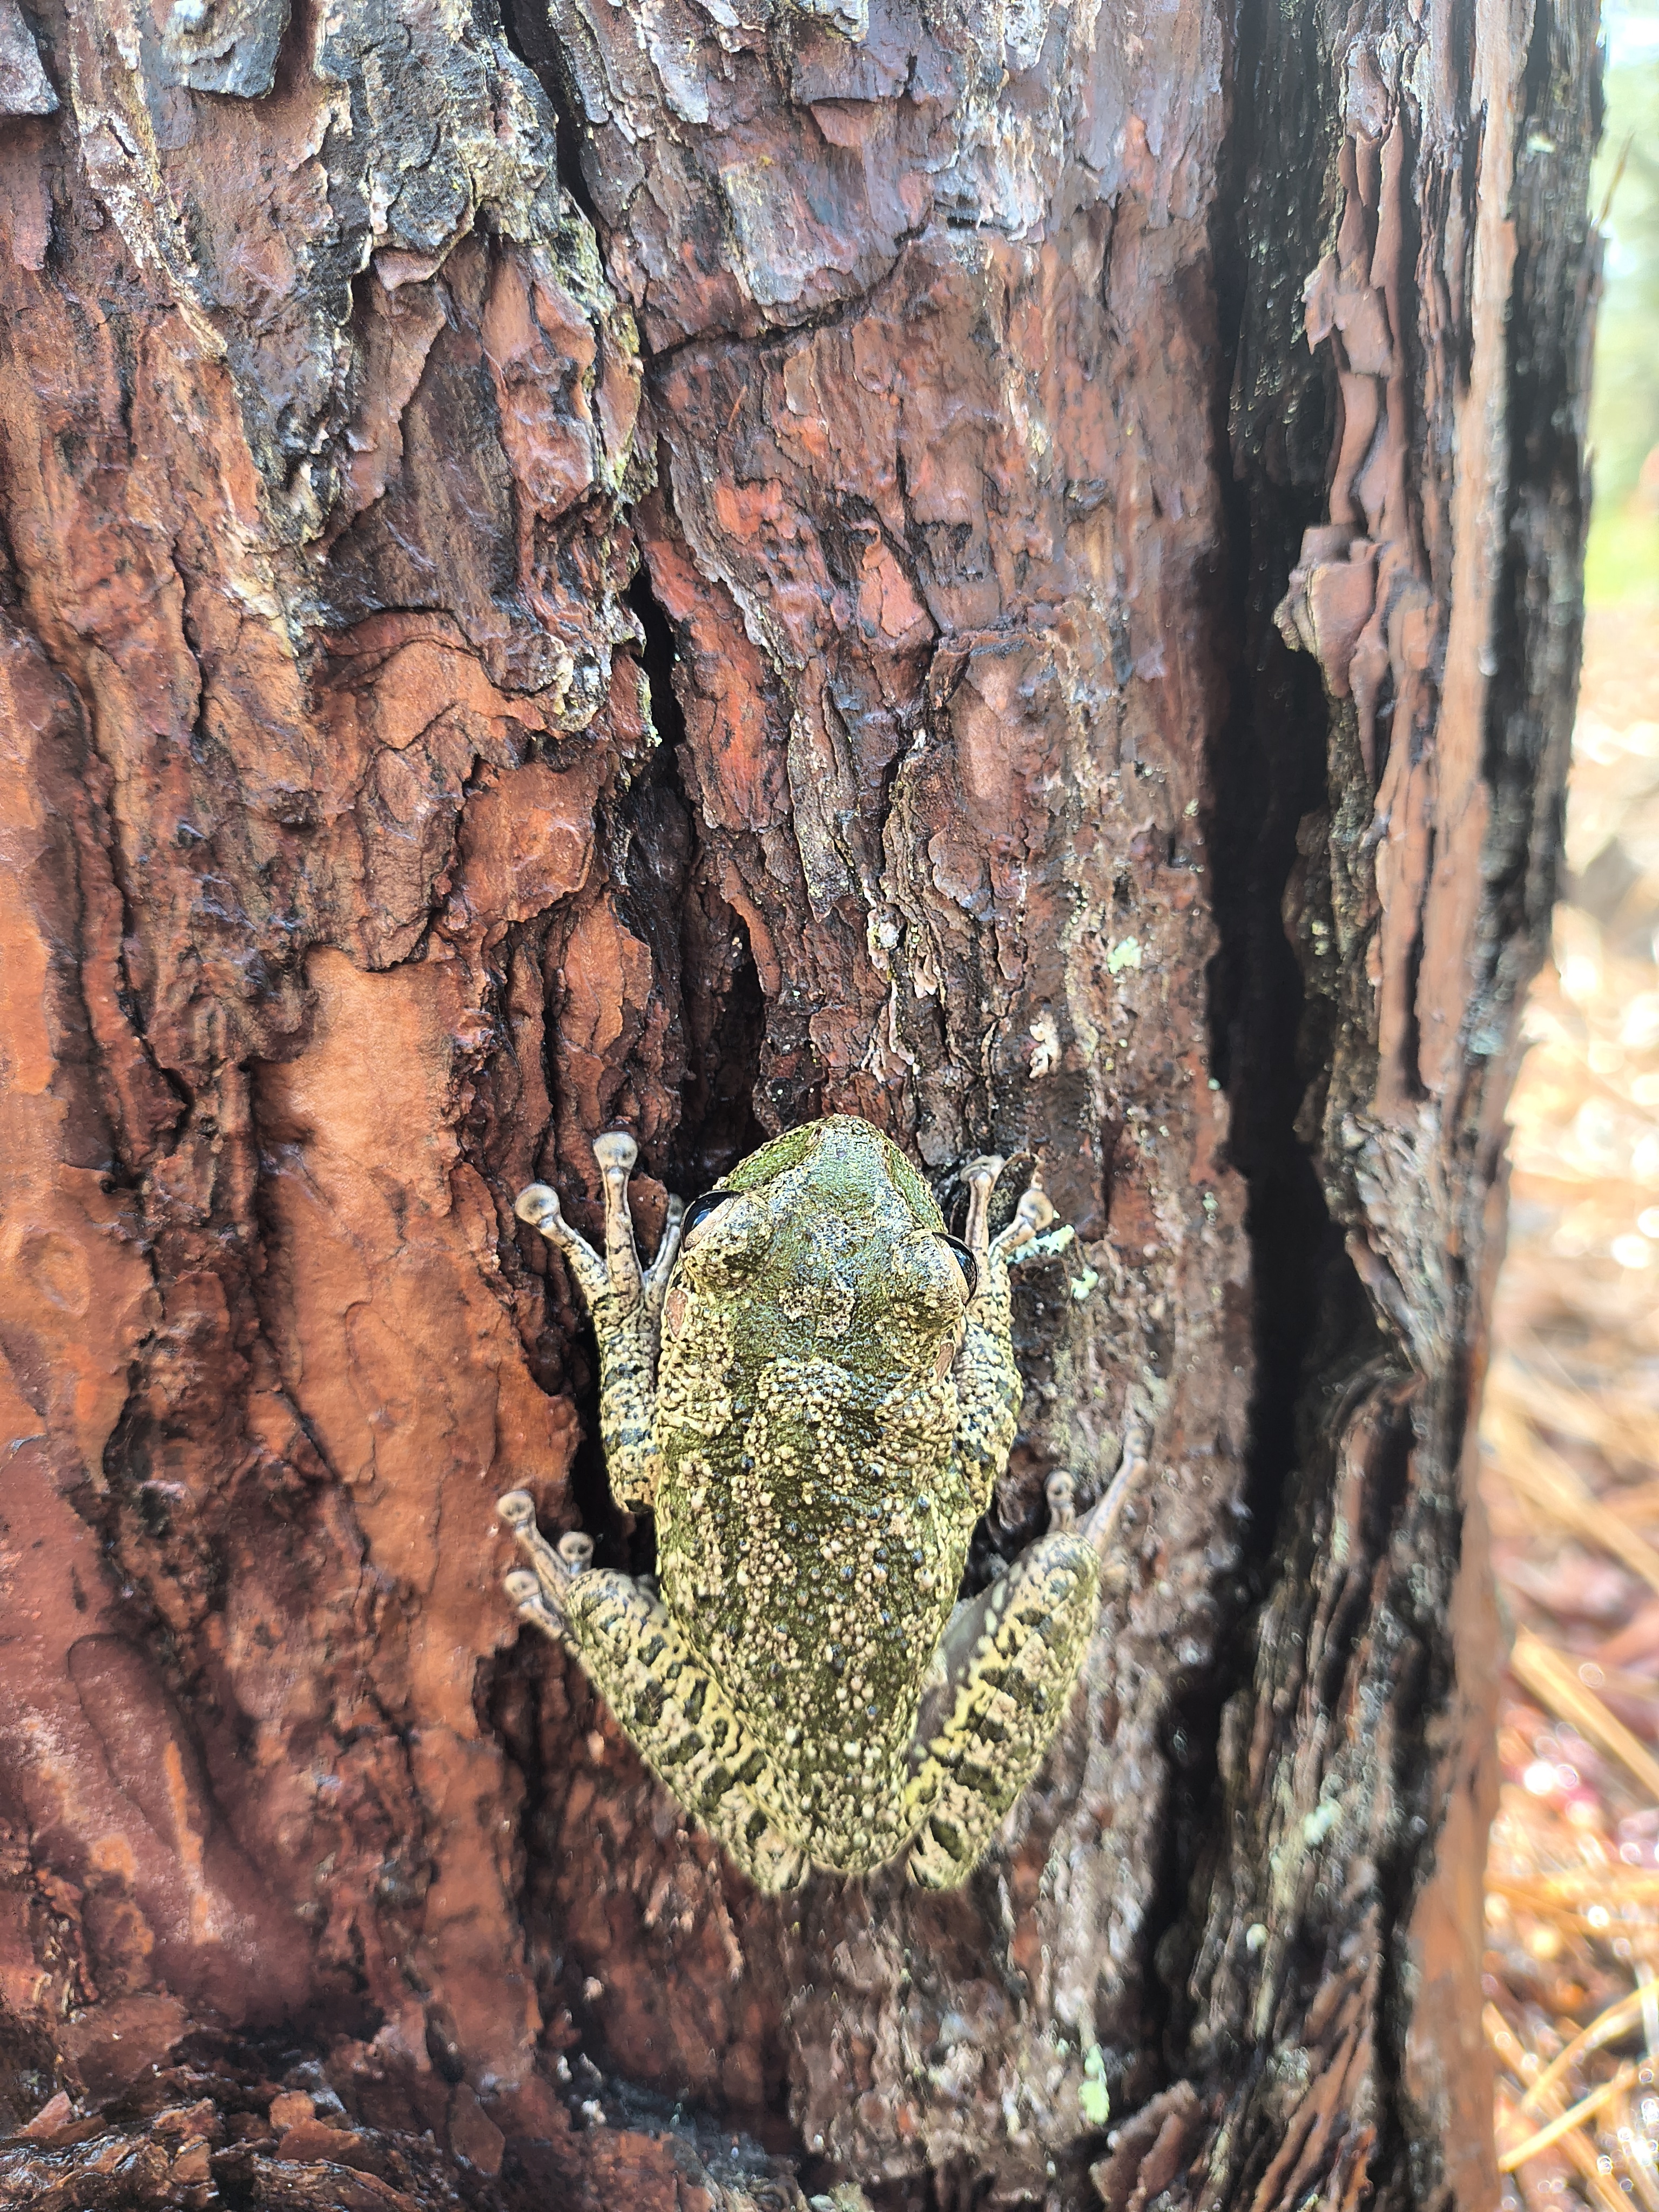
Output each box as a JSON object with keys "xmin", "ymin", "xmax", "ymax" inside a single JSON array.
[{"xmin": 1483, "ymin": 606, "xmax": 1659, "ymax": 2212}]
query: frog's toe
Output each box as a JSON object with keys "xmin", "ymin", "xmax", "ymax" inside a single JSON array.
[
  {"xmin": 1018, "ymin": 1186, "xmax": 1055, "ymax": 1235},
  {"xmin": 1044, "ymin": 1468, "xmax": 1078, "ymax": 1529},
  {"xmin": 592, "ymin": 1129, "xmax": 639, "ymax": 1175},
  {"xmin": 992, "ymin": 1182, "xmax": 1057, "ymax": 1261},
  {"xmin": 498, "ymin": 1489, "xmax": 586, "ymax": 1611},
  {"xmin": 1074, "ymin": 1417, "xmax": 1152, "ymax": 1557},
  {"xmin": 514, "ymin": 1179, "xmax": 611, "ymax": 1304},
  {"xmin": 962, "ymin": 1154, "xmax": 1006, "ymax": 1258},
  {"xmin": 643, "ymin": 1190, "xmax": 686, "ymax": 1303},
  {"xmin": 963, "ymin": 1153, "xmax": 1069, "ymax": 1274},
  {"xmin": 590, "ymin": 1129, "xmax": 649, "ymax": 1301},
  {"xmin": 514, "ymin": 1183, "xmax": 562, "ymax": 1234},
  {"xmin": 504, "ymin": 1568, "xmax": 567, "ymax": 1642}
]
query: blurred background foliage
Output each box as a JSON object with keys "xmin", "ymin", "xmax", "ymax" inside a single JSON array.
[{"xmin": 1586, "ymin": 3, "xmax": 1659, "ymax": 605}]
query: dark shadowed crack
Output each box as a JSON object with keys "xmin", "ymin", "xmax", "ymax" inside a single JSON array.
[
  {"xmin": 622, "ymin": 560, "xmax": 768, "ymax": 1193},
  {"xmin": 1148, "ymin": 0, "xmax": 1385, "ymax": 2103}
]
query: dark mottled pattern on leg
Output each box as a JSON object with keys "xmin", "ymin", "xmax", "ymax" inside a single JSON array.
[
  {"xmin": 902, "ymin": 1531, "xmax": 1100, "ymax": 1890},
  {"xmin": 565, "ymin": 1572, "xmax": 811, "ymax": 1892},
  {"xmin": 588, "ymin": 1294, "xmax": 665, "ymax": 1510}
]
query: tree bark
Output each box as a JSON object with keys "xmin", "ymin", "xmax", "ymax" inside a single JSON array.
[{"xmin": 0, "ymin": 0, "xmax": 1596, "ymax": 2206}]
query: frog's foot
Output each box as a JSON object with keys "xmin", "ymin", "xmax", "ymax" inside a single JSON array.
[
  {"xmin": 901, "ymin": 1516, "xmax": 1101, "ymax": 1891},
  {"xmin": 514, "ymin": 1131, "xmax": 685, "ymax": 1324},
  {"xmin": 1051, "ymin": 1422, "xmax": 1154, "ymax": 1563},
  {"xmin": 962, "ymin": 1154, "xmax": 1073, "ymax": 1290},
  {"xmin": 515, "ymin": 1135, "xmax": 683, "ymax": 1513},
  {"xmin": 948, "ymin": 1155, "xmax": 1075, "ymax": 1511},
  {"xmin": 498, "ymin": 1488, "xmax": 595, "ymax": 1640}
]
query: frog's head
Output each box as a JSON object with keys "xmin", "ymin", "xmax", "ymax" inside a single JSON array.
[{"xmin": 664, "ymin": 1115, "xmax": 974, "ymax": 1382}]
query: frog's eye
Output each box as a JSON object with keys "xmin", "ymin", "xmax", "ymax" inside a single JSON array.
[
  {"xmin": 678, "ymin": 1191, "xmax": 733, "ymax": 1253},
  {"xmin": 677, "ymin": 1190, "xmax": 770, "ymax": 1277},
  {"xmin": 890, "ymin": 1235, "xmax": 972, "ymax": 1320},
  {"xmin": 936, "ymin": 1235, "xmax": 977, "ymax": 1304}
]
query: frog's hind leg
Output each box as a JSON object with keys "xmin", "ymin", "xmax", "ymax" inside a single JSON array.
[
  {"xmin": 498, "ymin": 1492, "xmax": 809, "ymax": 1893},
  {"xmin": 901, "ymin": 1481, "xmax": 1100, "ymax": 1891},
  {"xmin": 515, "ymin": 1132, "xmax": 683, "ymax": 1512}
]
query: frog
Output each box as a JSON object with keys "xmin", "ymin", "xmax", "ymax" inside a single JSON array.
[{"xmin": 496, "ymin": 1114, "xmax": 1103, "ymax": 1892}]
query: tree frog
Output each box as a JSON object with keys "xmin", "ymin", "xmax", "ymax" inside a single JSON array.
[{"xmin": 498, "ymin": 1115, "xmax": 1102, "ymax": 1891}]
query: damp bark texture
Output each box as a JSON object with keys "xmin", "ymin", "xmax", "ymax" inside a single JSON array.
[{"xmin": 0, "ymin": 0, "xmax": 1598, "ymax": 2207}]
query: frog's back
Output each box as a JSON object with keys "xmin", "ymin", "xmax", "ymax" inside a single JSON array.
[{"xmin": 651, "ymin": 1117, "xmax": 977, "ymax": 1842}]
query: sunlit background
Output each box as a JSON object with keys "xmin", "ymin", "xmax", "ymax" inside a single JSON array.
[{"xmin": 1481, "ymin": 2, "xmax": 1659, "ymax": 2200}]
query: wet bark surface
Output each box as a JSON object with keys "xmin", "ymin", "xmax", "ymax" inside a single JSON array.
[{"xmin": 0, "ymin": 0, "xmax": 1597, "ymax": 2206}]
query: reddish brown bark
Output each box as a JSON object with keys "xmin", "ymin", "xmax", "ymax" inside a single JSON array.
[{"xmin": 0, "ymin": 0, "xmax": 1597, "ymax": 2206}]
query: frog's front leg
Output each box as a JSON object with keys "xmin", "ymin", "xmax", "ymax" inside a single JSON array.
[
  {"xmin": 497, "ymin": 1492, "xmax": 809, "ymax": 1892},
  {"xmin": 901, "ymin": 1474, "xmax": 1101, "ymax": 1890},
  {"xmin": 514, "ymin": 1132, "xmax": 682, "ymax": 1512},
  {"xmin": 950, "ymin": 1152, "xmax": 1066, "ymax": 1510}
]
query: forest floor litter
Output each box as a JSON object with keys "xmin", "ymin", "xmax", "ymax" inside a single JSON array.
[{"xmin": 1483, "ymin": 604, "xmax": 1659, "ymax": 2210}]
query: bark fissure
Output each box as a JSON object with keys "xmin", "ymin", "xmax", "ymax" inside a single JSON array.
[{"xmin": 623, "ymin": 556, "xmax": 770, "ymax": 1191}]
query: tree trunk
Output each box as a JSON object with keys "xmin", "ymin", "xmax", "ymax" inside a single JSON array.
[{"xmin": 0, "ymin": 0, "xmax": 1596, "ymax": 2204}]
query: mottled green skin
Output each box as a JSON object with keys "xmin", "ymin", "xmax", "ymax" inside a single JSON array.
[
  {"xmin": 655, "ymin": 1121, "xmax": 980, "ymax": 1869},
  {"xmin": 501, "ymin": 1115, "xmax": 1100, "ymax": 1891}
]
